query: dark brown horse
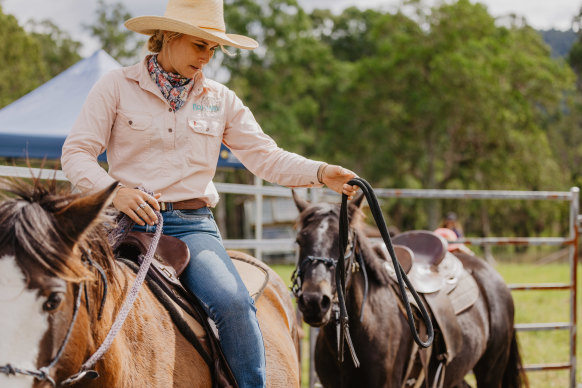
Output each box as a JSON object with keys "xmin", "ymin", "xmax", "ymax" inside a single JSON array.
[
  {"xmin": 0, "ymin": 179, "xmax": 300, "ymax": 387},
  {"xmin": 292, "ymin": 192, "xmax": 527, "ymax": 388}
]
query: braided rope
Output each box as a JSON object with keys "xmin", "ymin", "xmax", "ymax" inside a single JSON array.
[
  {"xmin": 63, "ymin": 188, "xmax": 163, "ymax": 385},
  {"xmin": 83, "ymin": 212, "xmax": 162, "ymax": 370}
]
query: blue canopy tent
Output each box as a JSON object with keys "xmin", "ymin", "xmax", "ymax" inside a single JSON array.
[{"xmin": 0, "ymin": 50, "xmax": 243, "ymax": 168}]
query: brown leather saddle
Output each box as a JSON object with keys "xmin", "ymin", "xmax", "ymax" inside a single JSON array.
[
  {"xmin": 379, "ymin": 230, "xmax": 466, "ymax": 294},
  {"xmin": 114, "ymin": 231, "xmax": 269, "ymax": 388},
  {"xmin": 376, "ymin": 230, "xmax": 480, "ymax": 366}
]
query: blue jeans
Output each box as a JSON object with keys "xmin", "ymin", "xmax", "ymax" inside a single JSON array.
[{"xmin": 134, "ymin": 207, "xmax": 266, "ymax": 388}]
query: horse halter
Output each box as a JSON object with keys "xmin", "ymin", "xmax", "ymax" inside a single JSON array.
[{"xmin": 291, "ymin": 229, "xmax": 357, "ymax": 299}]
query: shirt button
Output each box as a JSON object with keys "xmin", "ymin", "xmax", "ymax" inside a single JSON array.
[
  {"xmin": 128, "ymin": 120, "xmax": 133, "ymax": 125},
  {"xmin": 168, "ymin": 108, "xmax": 173, "ymax": 112},
  {"xmin": 206, "ymin": 128, "xmax": 210, "ymax": 132},
  {"xmin": 168, "ymin": 128, "xmax": 173, "ymax": 132}
]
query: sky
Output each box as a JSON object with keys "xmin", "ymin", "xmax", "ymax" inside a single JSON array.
[{"xmin": 1, "ymin": 0, "xmax": 580, "ymax": 56}]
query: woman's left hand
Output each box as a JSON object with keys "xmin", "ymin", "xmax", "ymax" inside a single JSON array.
[{"xmin": 321, "ymin": 165, "xmax": 359, "ymax": 199}]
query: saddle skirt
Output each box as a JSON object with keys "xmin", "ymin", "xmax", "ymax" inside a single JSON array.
[{"xmin": 375, "ymin": 230, "xmax": 480, "ymax": 363}]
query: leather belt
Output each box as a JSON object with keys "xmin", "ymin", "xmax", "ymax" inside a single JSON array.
[{"xmin": 159, "ymin": 198, "xmax": 208, "ymax": 212}]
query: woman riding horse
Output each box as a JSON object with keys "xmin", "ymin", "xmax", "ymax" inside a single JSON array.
[{"xmin": 61, "ymin": 0, "xmax": 358, "ymax": 386}]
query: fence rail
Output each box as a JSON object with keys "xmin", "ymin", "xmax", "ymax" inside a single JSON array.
[{"xmin": 0, "ymin": 165, "xmax": 579, "ymax": 387}]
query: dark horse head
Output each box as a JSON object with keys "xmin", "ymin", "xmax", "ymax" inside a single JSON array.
[{"xmin": 291, "ymin": 191, "xmax": 371, "ymax": 326}]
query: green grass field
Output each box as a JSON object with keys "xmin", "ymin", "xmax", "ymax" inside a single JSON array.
[{"xmin": 271, "ymin": 261, "xmax": 582, "ymax": 388}]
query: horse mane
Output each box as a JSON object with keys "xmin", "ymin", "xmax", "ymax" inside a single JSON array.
[
  {"xmin": 0, "ymin": 177, "xmax": 117, "ymax": 283},
  {"xmin": 353, "ymin": 227, "xmax": 392, "ymax": 286}
]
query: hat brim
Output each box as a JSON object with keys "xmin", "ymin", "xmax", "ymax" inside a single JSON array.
[{"xmin": 125, "ymin": 16, "xmax": 258, "ymax": 50}]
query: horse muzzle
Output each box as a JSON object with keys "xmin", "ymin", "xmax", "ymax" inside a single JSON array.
[{"xmin": 297, "ymin": 289, "xmax": 333, "ymax": 326}]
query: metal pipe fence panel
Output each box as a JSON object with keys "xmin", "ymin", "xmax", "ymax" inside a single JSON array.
[{"xmin": 0, "ymin": 166, "xmax": 578, "ymax": 386}]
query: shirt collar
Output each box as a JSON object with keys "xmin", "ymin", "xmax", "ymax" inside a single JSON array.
[{"xmin": 124, "ymin": 56, "xmax": 208, "ymax": 99}]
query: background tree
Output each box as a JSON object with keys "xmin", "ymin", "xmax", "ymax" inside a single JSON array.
[
  {"xmin": 27, "ymin": 20, "xmax": 82, "ymax": 77},
  {"xmin": 84, "ymin": 0, "xmax": 144, "ymax": 65},
  {"xmin": 223, "ymin": 0, "xmax": 341, "ymax": 154},
  {"xmin": 0, "ymin": 6, "xmax": 82, "ymax": 108},
  {"xmin": 0, "ymin": 6, "xmax": 48, "ymax": 108}
]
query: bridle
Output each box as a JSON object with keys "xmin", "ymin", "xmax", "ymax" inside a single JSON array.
[
  {"xmin": 293, "ymin": 178, "xmax": 434, "ymax": 368},
  {"xmin": 291, "ymin": 227, "xmax": 359, "ymax": 299},
  {"xmin": 291, "ymin": 222, "xmax": 369, "ymax": 367},
  {"xmin": 0, "ymin": 251, "xmax": 109, "ymax": 387},
  {"xmin": 0, "ymin": 188, "xmax": 163, "ymax": 387}
]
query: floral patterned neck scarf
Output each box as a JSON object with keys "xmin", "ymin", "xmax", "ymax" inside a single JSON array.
[{"xmin": 148, "ymin": 55, "xmax": 194, "ymax": 111}]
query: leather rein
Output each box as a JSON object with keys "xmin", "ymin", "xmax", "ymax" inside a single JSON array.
[{"xmin": 336, "ymin": 178, "xmax": 434, "ymax": 366}]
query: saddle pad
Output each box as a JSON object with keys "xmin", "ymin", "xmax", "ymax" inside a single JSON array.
[{"xmin": 227, "ymin": 250, "xmax": 270, "ymax": 301}]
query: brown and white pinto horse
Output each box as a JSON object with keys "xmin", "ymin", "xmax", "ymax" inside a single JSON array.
[
  {"xmin": 0, "ymin": 179, "xmax": 300, "ymax": 388},
  {"xmin": 292, "ymin": 192, "xmax": 528, "ymax": 388}
]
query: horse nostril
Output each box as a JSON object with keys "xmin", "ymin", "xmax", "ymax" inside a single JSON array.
[
  {"xmin": 297, "ymin": 294, "xmax": 306, "ymax": 309},
  {"xmin": 320, "ymin": 295, "xmax": 331, "ymax": 312}
]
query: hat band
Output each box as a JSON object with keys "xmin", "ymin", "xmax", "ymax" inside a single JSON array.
[{"xmin": 199, "ymin": 26, "xmax": 226, "ymax": 33}]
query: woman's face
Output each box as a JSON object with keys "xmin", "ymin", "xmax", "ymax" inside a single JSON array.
[{"xmin": 158, "ymin": 34, "xmax": 218, "ymax": 78}]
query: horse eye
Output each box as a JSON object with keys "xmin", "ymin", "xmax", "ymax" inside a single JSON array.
[{"xmin": 43, "ymin": 292, "xmax": 64, "ymax": 312}]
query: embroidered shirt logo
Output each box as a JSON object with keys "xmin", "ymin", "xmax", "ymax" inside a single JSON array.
[{"xmin": 193, "ymin": 103, "xmax": 220, "ymax": 112}]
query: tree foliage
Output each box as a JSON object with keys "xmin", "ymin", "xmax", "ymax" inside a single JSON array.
[
  {"xmin": 0, "ymin": 6, "xmax": 48, "ymax": 108},
  {"xmin": 0, "ymin": 0, "xmax": 579, "ymax": 239},
  {"xmin": 83, "ymin": 0, "xmax": 144, "ymax": 65},
  {"xmin": 222, "ymin": 0, "xmax": 576, "ymax": 232},
  {"xmin": 27, "ymin": 20, "xmax": 82, "ymax": 77},
  {"xmin": 0, "ymin": 6, "xmax": 82, "ymax": 108}
]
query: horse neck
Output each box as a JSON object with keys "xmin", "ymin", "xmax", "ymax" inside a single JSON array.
[{"xmin": 58, "ymin": 263, "xmax": 141, "ymax": 385}]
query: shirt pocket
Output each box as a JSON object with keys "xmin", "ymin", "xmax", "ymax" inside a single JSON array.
[
  {"xmin": 110, "ymin": 111, "xmax": 153, "ymax": 163},
  {"xmin": 185, "ymin": 117, "xmax": 224, "ymax": 165},
  {"xmin": 187, "ymin": 118, "xmax": 222, "ymax": 137}
]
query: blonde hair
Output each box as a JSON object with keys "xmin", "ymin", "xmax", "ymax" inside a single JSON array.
[
  {"xmin": 147, "ymin": 30, "xmax": 183, "ymax": 52},
  {"xmin": 147, "ymin": 29, "xmax": 235, "ymax": 57}
]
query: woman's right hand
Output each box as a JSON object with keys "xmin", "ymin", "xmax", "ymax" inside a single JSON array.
[{"xmin": 112, "ymin": 187, "xmax": 161, "ymax": 226}]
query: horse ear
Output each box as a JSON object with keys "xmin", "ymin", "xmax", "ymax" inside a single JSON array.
[
  {"xmin": 292, "ymin": 189, "xmax": 310, "ymax": 213},
  {"xmin": 55, "ymin": 182, "xmax": 118, "ymax": 245}
]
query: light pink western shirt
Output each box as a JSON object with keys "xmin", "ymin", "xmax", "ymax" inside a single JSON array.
[{"xmin": 61, "ymin": 58, "xmax": 324, "ymax": 206}]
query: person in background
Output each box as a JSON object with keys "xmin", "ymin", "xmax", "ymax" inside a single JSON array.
[
  {"xmin": 434, "ymin": 227, "xmax": 473, "ymax": 255},
  {"xmin": 440, "ymin": 211, "xmax": 464, "ymax": 238},
  {"xmin": 61, "ymin": 0, "xmax": 359, "ymax": 386}
]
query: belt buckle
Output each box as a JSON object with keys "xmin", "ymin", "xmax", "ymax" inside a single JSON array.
[{"xmin": 160, "ymin": 202, "xmax": 167, "ymax": 212}]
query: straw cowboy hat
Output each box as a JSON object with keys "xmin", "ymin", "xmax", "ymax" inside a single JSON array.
[{"xmin": 124, "ymin": 0, "xmax": 258, "ymax": 50}]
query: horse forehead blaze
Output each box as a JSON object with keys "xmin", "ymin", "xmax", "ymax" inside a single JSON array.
[{"xmin": 0, "ymin": 254, "xmax": 50, "ymax": 388}]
